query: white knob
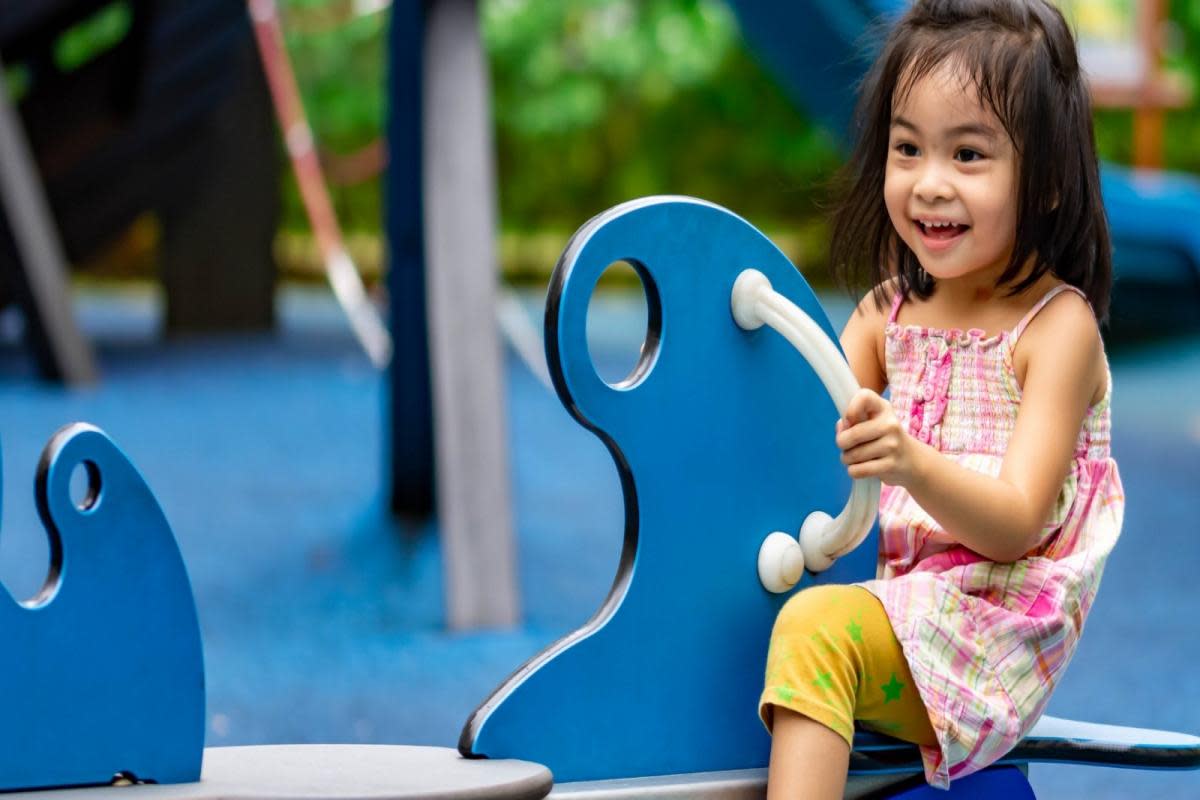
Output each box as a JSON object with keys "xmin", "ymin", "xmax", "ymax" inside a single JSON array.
[
  {"xmin": 758, "ymin": 531, "xmax": 805, "ymax": 593},
  {"xmin": 731, "ymin": 270, "xmax": 770, "ymax": 331}
]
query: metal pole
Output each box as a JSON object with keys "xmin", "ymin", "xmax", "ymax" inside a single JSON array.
[{"xmin": 422, "ymin": 0, "xmax": 518, "ymax": 628}]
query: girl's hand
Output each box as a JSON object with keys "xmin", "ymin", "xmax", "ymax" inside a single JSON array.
[{"xmin": 835, "ymin": 388, "xmax": 919, "ymax": 486}]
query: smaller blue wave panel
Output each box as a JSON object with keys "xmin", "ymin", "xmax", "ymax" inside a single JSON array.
[
  {"xmin": 460, "ymin": 197, "xmax": 876, "ymax": 782},
  {"xmin": 0, "ymin": 423, "xmax": 204, "ymax": 790}
]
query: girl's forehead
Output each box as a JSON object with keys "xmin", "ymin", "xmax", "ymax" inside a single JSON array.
[{"xmin": 891, "ymin": 60, "xmax": 1002, "ymax": 129}]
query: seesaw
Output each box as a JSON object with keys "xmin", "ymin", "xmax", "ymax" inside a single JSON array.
[
  {"xmin": 2, "ymin": 197, "xmax": 1196, "ymax": 799},
  {"xmin": 462, "ymin": 197, "xmax": 1200, "ymax": 797}
]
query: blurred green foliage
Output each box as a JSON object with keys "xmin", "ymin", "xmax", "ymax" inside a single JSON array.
[
  {"xmin": 278, "ymin": 0, "xmax": 842, "ymax": 249},
  {"xmin": 481, "ymin": 0, "xmax": 843, "ymax": 249},
  {"xmin": 55, "ymin": 0, "xmax": 131, "ymax": 72},
  {"xmin": 273, "ymin": 0, "xmax": 1199, "ymax": 276},
  {"xmin": 1164, "ymin": 0, "xmax": 1200, "ymax": 172},
  {"xmin": 277, "ymin": 0, "xmax": 389, "ymax": 237}
]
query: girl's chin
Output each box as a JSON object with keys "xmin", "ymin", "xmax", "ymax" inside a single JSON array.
[{"xmin": 917, "ymin": 262, "xmax": 1008, "ymax": 285}]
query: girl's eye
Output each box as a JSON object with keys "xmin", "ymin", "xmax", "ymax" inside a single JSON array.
[
  {"xmin": 956, "ymin": 148, "xmax": 984, "ymax": 163},
  {"xmin": 895, "ymin": 143, "xmax": 919, "ymax": 157}
]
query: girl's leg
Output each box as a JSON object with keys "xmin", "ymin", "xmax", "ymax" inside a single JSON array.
[
  {"xmin": 760, "ymin": 585, "xmax": 862, "ymax": 799},
  {"xmin": 760, "ymin": 585, "xmax": 935, "ymax": 797},
  {"xmin": 767, "ymin": 706, "xmax": 849, "ymax": 800}
]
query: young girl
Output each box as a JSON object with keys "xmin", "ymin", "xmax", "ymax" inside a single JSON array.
[{"xmin": 759, "ymin": 0, "xmax": 1123, "ymax": 795}]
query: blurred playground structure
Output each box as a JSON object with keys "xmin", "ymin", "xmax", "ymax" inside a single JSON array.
[
  {"xmin": 0, "ymin": 0, "xmax": 279, "ymax": 384},
  {"xmin": 387, "ymin": 0, "xmax": 1200, "ymax": 628},
  {"xmin": 0, "ymin": 0, "xmax": 1196, "ymax": 626},
  {"xmin": 0, "ymin": 2, "xmax": 1196, "ymax": 796},
  {"xmin": 0, "ymin": 0, "xmax": 1197, "ymax": 633},
  {"xmin": 1060, "ymin": 0, "xmax": 1191, "ymax": 168}
]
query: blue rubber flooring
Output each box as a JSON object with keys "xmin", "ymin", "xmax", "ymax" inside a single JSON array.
[{"xmin": 0, "ymin": 284, "xmax": 1195, "ymax": 798}]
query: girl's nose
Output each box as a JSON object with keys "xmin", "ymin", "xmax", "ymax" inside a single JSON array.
[{"xmin": 913, "ymin": 163, "xmax": 954, "ymax": 203}]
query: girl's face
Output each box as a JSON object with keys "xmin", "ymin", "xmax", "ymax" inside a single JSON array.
[{"xmin": 884, "ymin": 63, "xmax": 1020, "ymax": 287}]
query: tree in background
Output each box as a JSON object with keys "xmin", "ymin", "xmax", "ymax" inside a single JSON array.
[
  {"xmin": 1164, "ymin": 0, "xmax": 1200, "ymax": 172},
  {"xmin": 482, "ymin": 0, "xmax": 839, "ymax": 233},
  {"xmin": 279, "ymin": 1, "xmax": 839, "ymax": 246}
]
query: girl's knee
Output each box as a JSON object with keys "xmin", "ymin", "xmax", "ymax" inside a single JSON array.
[{"xmin": 774, "ymin": 585, "xmax": 866, "ymax": 634}]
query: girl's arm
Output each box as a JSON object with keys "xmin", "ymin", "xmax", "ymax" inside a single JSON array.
[{"xmin": 836, "ymin": 292, "xmax": 1105, "ymax": 563}]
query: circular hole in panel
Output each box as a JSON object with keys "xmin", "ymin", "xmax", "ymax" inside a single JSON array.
[
  {"xmin": 587, "ymin": 260, "xmax": 661, "ymax": 388},
  {"xmin": 69, "ymin": 460, "xmax": 102, "ymax": 512}
]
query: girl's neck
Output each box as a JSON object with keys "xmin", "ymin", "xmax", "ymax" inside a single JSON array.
[
  {"xmin": 935, "ymin": 253, "xmax": 1031, "ymax": 302},
  {"xmin": 906, "ymin": 271, "xmax": 1062, "ymax": 335},
  {"xmin": 935, "ymin": 254, "xmax": 1055, "ymax": 310}
]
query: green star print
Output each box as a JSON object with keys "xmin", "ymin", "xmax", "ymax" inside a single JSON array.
[
  {"xmin": 846, "ymin": 620, "xmax": 863, "ymax": 642},
  {"xmin": 882, "ymin": 673, "xmax": 905, "ymax": 703}
]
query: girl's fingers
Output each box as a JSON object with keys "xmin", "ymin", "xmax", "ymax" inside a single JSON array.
[
  {"xmin": 847, "ymin": 458, "xmax": 891, "ymax": 480},
  {"xmin": 836, "ymin": 416, "xmax": 890, "ymax": 450},
  {"xmin": 843, "ymin": 391, "xmax": 871, "ymax": 424},
  {"xmin": 836, "ymin": 424, "xmax": 866, "ymax": 451},
  {"xmin": 847, "ymin": 388, "xmax": 885, "ymax": 421},
  {"xmin": 841, "ymin": 439, "xmax": 890, "ymax": 466}
]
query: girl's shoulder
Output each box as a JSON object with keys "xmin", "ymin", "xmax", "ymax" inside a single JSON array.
[
  {"xmin": 1010, "ymin": 283, "xmax": 1107, "ymax": 406},
  {"xmin": 1013, "ymin": 283, "xmax": 1098, "ymax": 338}
]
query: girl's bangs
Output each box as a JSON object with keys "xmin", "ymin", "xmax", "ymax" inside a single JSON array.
[{"xmin": 891, "ymin": 32, "xmax": 1028, "ymax": 149}]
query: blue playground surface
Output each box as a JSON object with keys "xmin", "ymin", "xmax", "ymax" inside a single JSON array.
[{"xmin": 0, "ymin": 284, "xmax": 1196, "ymax": 798}]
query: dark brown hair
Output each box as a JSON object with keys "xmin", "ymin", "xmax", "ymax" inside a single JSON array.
[{"xmin": 829, "ymin": 0, "xmax": 1112, "ymax": 320}]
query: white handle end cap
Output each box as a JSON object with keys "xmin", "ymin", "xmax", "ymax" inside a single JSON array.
[
  {"xmin": 732, "ymin": 270, "xmax": 771, "ymax": 331},
  {"xmin": 759, "ymin": 531, "xmax": 805, "ymax": 593}
]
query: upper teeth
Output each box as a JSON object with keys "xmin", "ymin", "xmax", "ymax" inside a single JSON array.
[{"xmin": 922, "ymin": 220, "xmax": 957, "ymax": 228}]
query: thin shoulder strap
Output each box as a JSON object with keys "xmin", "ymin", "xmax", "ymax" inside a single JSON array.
[
  {"xmin": 1010, "ymin": 284, "xmax": 1089, "ymax": 343},
  {"xmin": 887, "ymin": 287, "xmax": 905, "ymax": 325}
]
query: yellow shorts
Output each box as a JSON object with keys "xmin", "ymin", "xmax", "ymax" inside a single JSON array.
[{"xmin": 759, "ymin": 584, "xmax": 936, "ymax": 748}]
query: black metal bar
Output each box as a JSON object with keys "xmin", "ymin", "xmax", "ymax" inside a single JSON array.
[{"xmin": 386, "ymin": 0, "xmax": 435, "ymax": 518}]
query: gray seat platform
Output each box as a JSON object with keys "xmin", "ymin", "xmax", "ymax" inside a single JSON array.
[
  {"xmin": 10, "ymin": 746, "xmax": 551, "ymax": 800},
  {"xmin": 545, "ymin": 717, "xmax": 1200, "ymax": 799},
  {"xmin": 549, "ymin": 769, "xmax": 910, "ymax": 800}
]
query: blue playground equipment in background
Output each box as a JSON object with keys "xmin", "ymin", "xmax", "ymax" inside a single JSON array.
[{"xmin": 1, "ymin": 423, "xmax": 203, "ymax": 789}]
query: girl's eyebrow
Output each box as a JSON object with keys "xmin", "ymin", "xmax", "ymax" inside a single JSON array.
[{"xmin": 890, "ymin": 115, "xmax": 999, "ymax": 141}]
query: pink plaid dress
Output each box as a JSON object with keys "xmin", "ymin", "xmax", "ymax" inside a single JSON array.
[{"xmin": 859, "ymin": 284, "xmax": 1124, "ymax": 788}]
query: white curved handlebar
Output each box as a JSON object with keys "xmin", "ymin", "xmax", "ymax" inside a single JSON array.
[{"xmin": 731, "ymin": 269, "xmax": 880, "ymax": 591}]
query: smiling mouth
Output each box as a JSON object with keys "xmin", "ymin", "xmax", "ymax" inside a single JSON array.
[{"xmin": 916, "ymin": 220, "xmax": 970, "ymax": 241}]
